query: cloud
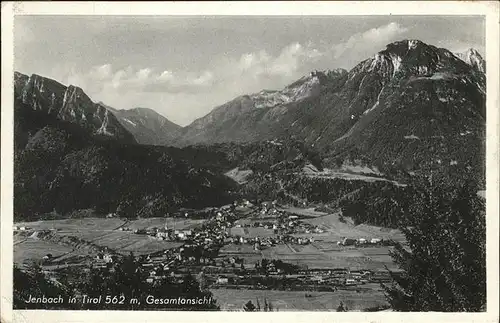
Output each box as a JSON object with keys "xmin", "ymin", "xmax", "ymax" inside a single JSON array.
[
  {"xmin": 45, "ymin": 22, "xmax": 412, "ymax": 126},
  {"xmin": 65, "ymin": 65, "xmax": 216, "ymax": 95},
  {"xmin": 333, "ymin": 22, "xmax": 409, "ymax": 60},
  {"xmin": 89, "ymin": 64, "xmax": 112, "ymax": 80},
  {"xmin": 234, "ymin": 42, "xmax": 325, "ymax": 80},
  {"xmin": 226, "ymin": 22, "xmax": 408, "ymax": 86}
]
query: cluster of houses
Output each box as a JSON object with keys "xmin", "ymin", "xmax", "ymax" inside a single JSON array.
[
  {"xmin": 225, "ymin": 233, "xmax": 317, "ymax": 250},
  {"xmin": 13, "ymin": 225, "xmax": 31, "ymax": 231},
  {"xmin": 283, "ymin": 218, "xmax": 325, "ymax": 235},
  {"xmin": 136, "ymin": 205, "xmax": 240, "ymax": 283},
  {"xmin": 94, "ymin": 252, "xmax": 116, "ymax": 265},
  {"xmin": 336, "ymin": 237, "xmax": 393, "ymax": 246},
  {"xmin": 68, "ymin": 198, "xmax": 400, "ymax": 289},
  {"xmin": 297, "ymin": 268, "xmax": 392, "ymax": 285},
  {"xmin": 254, "ymin": 203, "xmax": 326, "ymax": 235},
  {"xmin": 211, "ymin": 267, "xmax": 392, "ymax": 288},
  {"xmin": 132, "ymin": 226, "xmax": 194, "ymax": 241}
]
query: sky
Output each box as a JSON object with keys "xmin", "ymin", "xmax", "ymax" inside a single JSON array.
[{"xmin": 14, "ymin": 16, "xmax": 485, "ymax": 126}]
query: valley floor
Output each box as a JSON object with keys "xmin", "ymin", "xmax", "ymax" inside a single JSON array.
[{"xmin": 13, "ymin": 204, "xmax": 405, "ymax": 311}]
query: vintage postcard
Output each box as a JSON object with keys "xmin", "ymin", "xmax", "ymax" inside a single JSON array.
[{"xmin": 1, "ymin": 1, "xmax": 499, "ymax": 323}]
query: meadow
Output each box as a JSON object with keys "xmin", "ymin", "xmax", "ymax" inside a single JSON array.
[
  {"xmin": 126, "ymin": 217, "xmax": 207, "ymax": 231},
  {"xmin": 13, "ymin": 217, "xmax": 192, "ymax": 264},
  {"xmin": 14, "ymin": 239, "xmax": 75, "ymax": 265},
  {"xmin": 210, "ymin": 284, "xmax": 388, "ymax": 311}
]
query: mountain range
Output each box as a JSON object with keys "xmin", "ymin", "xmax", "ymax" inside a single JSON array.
[
  {"xmin": 171, "ymin": 40, "xmax": 486, "ymax": 178},
  {"xmin": 12, "ymin": 39, "xmax": 486, "ymax": 220}
]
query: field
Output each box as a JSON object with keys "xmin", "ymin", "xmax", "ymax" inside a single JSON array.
[
  {"xmin": 259, "ymin": 244, "xmax": 396, "ymax": 271},
  {"xmin": 14, "ymin": 218, "xmax": 125, "ymax": 232},
  {"xmin": 225, "ymin": 167, "xmax": 254, "ymax": 184},
  {"xmin": 126, "ymin": 217, "xmax": 206, "ymax": 231},
  {"xmin": 222, "ymin": 211, "xmax": 404, "ymax": 271},
  {"xmin": 211, "ymin": 284, "xmax": 388, "ymax": 311},
  {"xmin": 82, "ymin": 231, "xmax": 183, "ymax": 255},
  {"xmin": 302, "ymin": 164, "xmax": 405, "ymax": 186},
  {"xmin": 302, "ymin": 213, "xmax": 406, "ymax": 242},
  {"xmin": 279, "ymin": 207, "xmax": 330, "ymax": 218},
  {"xmin": 219, "ymin": 242, "xmax": 399, "ymax": 271},
  {"xmin": 14, "ymin": 239, "xmax": 75, "ymax": 265},
  {"xmin": 13, "ymin": 217, "xmax": 192, "ymax": 265},
  {"xmin": 219, "ymin": 244, "xmax": 263, "ymax": 266}
]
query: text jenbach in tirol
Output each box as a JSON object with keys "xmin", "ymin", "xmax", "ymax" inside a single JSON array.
[{"xmin": 24, "ymin": 294, "xmax": 214, "ymax": 306}]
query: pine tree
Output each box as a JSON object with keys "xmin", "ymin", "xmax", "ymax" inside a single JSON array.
[
  {"xmin": 336, "ymin": 301, "xmax": 347, "ymax": 312},
  {"xmin": 268, "ymin": 300, "xmax": 274, "ymax": 311},
  {"xmin": 243, "ymin": 300, "xmax": 256, "ymax": 311},
  {"xmin": 382, "ymin": 177, "xmax": 486, "ymax": 311}
]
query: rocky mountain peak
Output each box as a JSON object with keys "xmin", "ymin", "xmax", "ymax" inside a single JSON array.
[
  {"xmin": 323, "ymin": 68, "xmax": 348, "ymax": 78},
  {"xmin": 248, "ymin": 69, "xmax": 348, "ymax": 110},
  {"xmin": 15, "ymin": 72, "xmax": 136, "ymax": 143},
  {"xmin": 456, "ymin": 48, "xmax": 485, "ymax": 73},
  {"xmin": 355, "ymin": 39, "xmax": 472, "ymax": 81}
]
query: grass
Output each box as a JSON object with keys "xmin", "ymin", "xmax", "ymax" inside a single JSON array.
[
  {"xmin": 14, "ymin": 239, "xmax": 74, "ymax": 265},
  {"xmin": 14, "ymin": 218, "xmax": 125, "ymax": 232},
  {"xmin": 126, "ymin": 217, "xmax": 206, "ymax": 231},
  {"xmin": 219, "ymin": 244, "xmax": 263, "ymax": 265},
  {"xmin": 279, "ymin": 207, "xmax": 331, "ymax": 218},
  {"xmin": 302, "ymin": 165, "xmax": 403, "ymax": 186},
  {"xmin": 13, "ymin": 218, "xmax": 188, "ymax": 264},
  {"xmin": 210, "ymin": 285, "xmax": 388, "ymax": 311},
  {"xmin": 222, "ymin": 210, "xmax": 404, "ymax": 271},
  {"xmin": 255, "ymin": 241, "xmax": 399, "ymax": 271},
  {"xmin": 302, "ymin": 214, "xmax": 406, "ymax": 242},
  {"xmin": 224, "ymin": 167, "xmax": 254, "ymax": 184}
]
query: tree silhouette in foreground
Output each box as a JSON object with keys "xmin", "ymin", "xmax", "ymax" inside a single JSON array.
[
  {"xmin": 336, "ymin": 301, "xmax": 348, "ymax": 312},
  {"xmin": 77, "ymin": 253, "xmax": 220, "ymax": 310},
  {"xmin": 383, "ymin": 176, "xmax": 486, "ymax": 311},
  {"xmin": 13, "ymin": 265, "xmax": 77, "ymax": 310},
  {"xmin": 14, "ymin": 252, "xmax": 220, "ymax": 311},
  {"xmin": 243, "ymin": 300, "xmax": 256, "ymax": 311}
]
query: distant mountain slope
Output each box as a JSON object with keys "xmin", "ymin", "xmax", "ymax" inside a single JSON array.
[
  {"xmin": 14, "ymin": 72, "xmax": 136, "ymax": 144},
  {"xmin": 111, "ymin": 107, "xmax": 181, "ymax": 145},
  {"xmin": 322, "ymin": 40, "xmax": 485, "ymax": 178},
  {"xmin": 171, "ymin": 69, "xmax": 348, "ymax": 146}
]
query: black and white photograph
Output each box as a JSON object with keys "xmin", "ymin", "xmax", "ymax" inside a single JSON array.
[{"xmin": 1, "ymin": 1, "xmax": 499, "ymax": 321}]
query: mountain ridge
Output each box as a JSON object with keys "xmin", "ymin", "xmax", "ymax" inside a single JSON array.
[
  {"xmin": 14, "ymin": 72, "xmax": 137, "ymax": 144},
  {"xmin": 15, "ymin": 72, "xmax": 183, "ymax": 146},
  {"xmin": 14, "ymin": 39, "xmax": 486, "ymax": 184},
  {"xmin": 169, "ymin": 39, "xmax": 486, "ymax": 183}
]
